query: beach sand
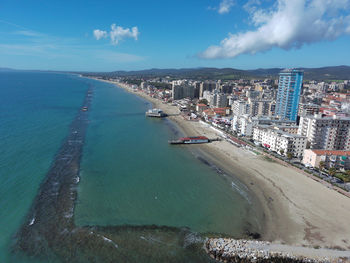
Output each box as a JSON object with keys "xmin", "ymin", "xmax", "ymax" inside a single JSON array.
[{"xmin": 94, "ymin": 78, "xmax": 350, "ymax": 250}]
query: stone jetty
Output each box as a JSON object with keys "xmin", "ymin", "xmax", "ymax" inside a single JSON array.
[{"xmin": 205, "ymin": 238, "xmax": 350, "ymax": 263}]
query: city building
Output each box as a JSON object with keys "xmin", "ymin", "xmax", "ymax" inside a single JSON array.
[
  {"xmin": 199, "ymin": 81, "xmax": 216, "ymax": 97},
  {"xmin": 248, "ymin": 99, "xmax": 273, "ymax": 117},
  {"xmin": 231, "ymin": 115, "xmax": 258, "ymax": 137},
  {"xmin": 302, "ymin": 149, "xmax": 350, "ymax": 170},
  {"xmin": 232, "ymin": 100, "xmax": 249, "ymax": 116},
  {"xmin": 172, "ymin": 85, "xmax": 183, "ymax": 100},
  {"xmin": 298, "ymin": 103, "xmax": 320, "ymax": 116},
  {"xmin": 275, "ymin": 69, "xmax": 304, "ymax": 121},
  {"xmin": 298, "ymin": 114, "xmax": 350, "ymax": 150},
  {"xmin": 202, "ymin": 91, "xmax": 228, "ymax": 108},
  {"xmin": 253, "ymin": 125, "xmax": 307, "ymax": 157},
  {"xmin": 172, "ymin": 85, "xmax": 195, "ymax": 100},
  {"xmin": 196, "ymin": 103, "xmax": 209, "ymax": 114}
]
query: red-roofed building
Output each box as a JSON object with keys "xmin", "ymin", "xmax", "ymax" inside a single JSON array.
[
  {"xmin": 196, "ymin": 103, "xmax": 208, "ymax": 113},
  {"xmin": 302, "ymin": 149, "xmax": 350, "ymax": 170},
  {"xmin": 202, "ymin": 107, "xmax": 230, "ymax": 120}
]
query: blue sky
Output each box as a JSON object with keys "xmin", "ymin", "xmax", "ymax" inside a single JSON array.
[{"xmin": 0, "ymin": 0, "xmax": 350, "ymax": 71}]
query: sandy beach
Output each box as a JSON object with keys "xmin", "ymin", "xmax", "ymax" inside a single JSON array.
[{"xmin": 94, "ymin": 78, "xmax": 350, "ymax": 251}]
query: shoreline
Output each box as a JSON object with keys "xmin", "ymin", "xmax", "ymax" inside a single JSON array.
[{"xmin": 93, "ymin": 77, "xmax": 350, "ymax": 251}]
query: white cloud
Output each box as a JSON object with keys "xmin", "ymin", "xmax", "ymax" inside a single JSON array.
[
  {"xmin": 93, "ymin": 29, "xmax": 107, "ymax": 40},
  {"xmin": 93, "ymin": 24, "xmax": 139, "ymax": 45},
  {"xmin": 218, "ymin": 0, "xmax": 235, "ymax": 14},
  {"xmin": 200, "ymin": 0, "xmax": 350, "ymax": 59},
  {"xmin": 110, "ymin": 24, "xmax": 139, "ymax": 45}
]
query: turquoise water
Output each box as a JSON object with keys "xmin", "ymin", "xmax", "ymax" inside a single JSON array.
[
  {"xmin": 75, "ymin": 83, "xmax": 259, "ymax": 235},
  {"xmin": 0, "ymin": 72, "xmax": 90, "ymax": 262},
  {"xmin": 0, "ymin": 72, "xmax": 261, "ymax": 262}
]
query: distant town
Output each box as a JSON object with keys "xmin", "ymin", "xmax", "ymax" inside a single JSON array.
[{"xmin": 85, "ymin": 68, "xmax": 350, "ymax": 193}]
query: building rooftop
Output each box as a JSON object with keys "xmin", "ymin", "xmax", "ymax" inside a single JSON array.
[{"xmin": 310, "ymin": 149, "xmax": 350, "ymax": 156}]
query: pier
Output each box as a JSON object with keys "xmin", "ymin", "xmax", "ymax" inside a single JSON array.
[{"xmin": 169, "ymin": 136, "xmax": 221, "ymax": 145}]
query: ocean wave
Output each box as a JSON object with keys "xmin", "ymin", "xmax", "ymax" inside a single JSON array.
[{"xmin": 231, "ymin": 181, "xmax": 251, "ymax": 204}]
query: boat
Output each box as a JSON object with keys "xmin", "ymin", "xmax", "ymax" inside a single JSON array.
[
  {"xmin": 169, "ymin": 136, "xmax": 209, "ymax": 144},
  {"xmin": 145, "ymin": 108, "xmax": 167, "ymax": 118},
  {"xmin": 81, "ymin": 106, "xmax": 88, "ymax": 111}
]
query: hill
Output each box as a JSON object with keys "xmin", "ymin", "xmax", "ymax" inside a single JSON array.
[{"xmin": 83, "ymin": 66, "xmax": 350, "ymax": 81}]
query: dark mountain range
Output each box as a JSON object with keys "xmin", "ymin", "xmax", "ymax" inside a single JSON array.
[
  {"xmin": 83, "ymin": 65, "xmax": 350, "ymax": 81},
  {"xmin": 2, "ymin": 66, "xmax": 350, "ymax": 81}
]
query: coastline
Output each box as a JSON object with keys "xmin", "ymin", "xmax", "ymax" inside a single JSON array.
[{"xmin": 90, "ymin": 77, "xmax": 350, "ymax": 250}]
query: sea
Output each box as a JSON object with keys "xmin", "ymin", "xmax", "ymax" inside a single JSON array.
[{"xmin": 0, "ymin": 71, "xmax": 262, "ymax": 262}]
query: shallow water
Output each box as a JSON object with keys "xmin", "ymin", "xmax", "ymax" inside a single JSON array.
[
  {"xmin": 75, "ymin": 81, "xmax": 260, "ymax": 236},
  {"xmin": 1, "ymin": 72, "xmax": 262, "ymax": 262}
]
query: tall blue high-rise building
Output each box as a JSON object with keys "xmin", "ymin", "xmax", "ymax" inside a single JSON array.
[{"xmin": 275, "ymin": 69, "xmax": 304, "ymax": 121}]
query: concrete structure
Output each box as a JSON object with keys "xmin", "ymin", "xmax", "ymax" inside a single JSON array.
[
  {"xmin": 203, "ymin": 91, "xmax": 228, "ymax": 108},
  {"xmin": 298, "ymin": 114, "xmax": 350, "ymax": 150},
  {"xmin": 302, "ymin": 149, "xmax": 350, "ymax": 170},
  {"xmin": 248, "ymin": 99, "xmax": 273, "ymax": 117},
  {"xmin": 216, "ymin": 93, "xmax": 228, "ymax": 108},
  {"xmin": 172, "ymin": 85, "xmax": 183, "ymax": 100},
  {"xmin": 254, "ymin": 125, "xmax": 307, "ymax": 157},
  {"xmin": 275, "ymin": 69, "xmax": 304, "ymax": 121},
  {"xmin": 199, "ymin": 81, "xmax": 216, "ymax": 97},
  {"xmin": 246, "ymin": 90, "xmax": 261, "ymax": 100},
  {"xmin": 183, "ymin": 86, "xmax": 194, "ymax": 99},
  {"xmin": 232, "ymin": 115, "xmax": 258, "ymax": 137},
  {"xmin": 232, "ymin": 100, "xmax": 249, "ymax": 116},
  {"xmin": 140, "ymin": 82, "xmax": 148, "ymax": 90},
  {"xmin": 172, "ymin": 85, "xmax": 195, "ymax": 100},
  {"xmin": 298, "ymin": 103, "xmax": 320, "ymax": 116}
]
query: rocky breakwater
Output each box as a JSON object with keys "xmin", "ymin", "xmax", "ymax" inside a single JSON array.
[{"xmin": 205, "ymin": 238, "xmax": 350, "ymax": 263}]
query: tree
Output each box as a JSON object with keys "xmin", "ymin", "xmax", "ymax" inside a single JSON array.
[
  {"xmin": 329, "ymin": 167, "xmax": 336, "ymax": 176},
  {"xmin": 319, "ymin": 161, "xmax": 325, "ymax": 171},
  {"xmin": 279, "ymin": 149, "xmax": 284, "ymax": 156},
  {"xmin": 198, "ymin": 99, "xmax": 208, "ymax": 105},
  {"xmin": 287, "ymin": 152, "xmax": 293, "ymax": 160}
]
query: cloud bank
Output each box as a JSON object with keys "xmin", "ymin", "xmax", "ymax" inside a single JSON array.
[
  {"xmin": 200, "ymin": 0, "xmax": 350, "ymax": 59},
  {"xmin": 93, "ymin": 24, "xmax": 139, "ymax": 45}
]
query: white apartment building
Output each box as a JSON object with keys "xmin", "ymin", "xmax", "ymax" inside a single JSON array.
[
  {"xmin": 248, "ymin": 98, "xmax": 274, "ymax": 117},
  {"xmin": 232, "ymin": 115, "xmax": 258, "ymax": 137},
  {"xmin": 232, "ymin": 100, "xmax": 249, "ymax": 116},
  {"xmin": 254, "ymin": 125, "xmax": 307, "ymax": 157},
  {"xmin": 298, "ymin": 114, "xmax": 350, "ymax": 150},
  {"xmin": 203, "ymin": 91, "xmax": 227, "ymax": 108}
]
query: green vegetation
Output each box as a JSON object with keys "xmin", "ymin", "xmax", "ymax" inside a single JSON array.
[
  {"xmin": 319, "ymin": 161, "xmax": 325, "ymax": 171},
  {"xmin": 125, "ymin": 79, "xmax": 142, "ymax": 86},
  {"xmin": 334, "ymin": 172, "xmax": 350, "ymax": 183},
  {"xmin": 198, "ymin": 99, "xmax": 208, "ymax": 105},
  {"xmin": 82, "ymin": 65, "xmax": 350, "ymax": 81},
  {"xmin": 329, "ymin": 167, "xmax": 336, "ymax": 176},
  {"xmin": 149, "ymin": 82, "xmax": 172, "ymax": 90}
]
